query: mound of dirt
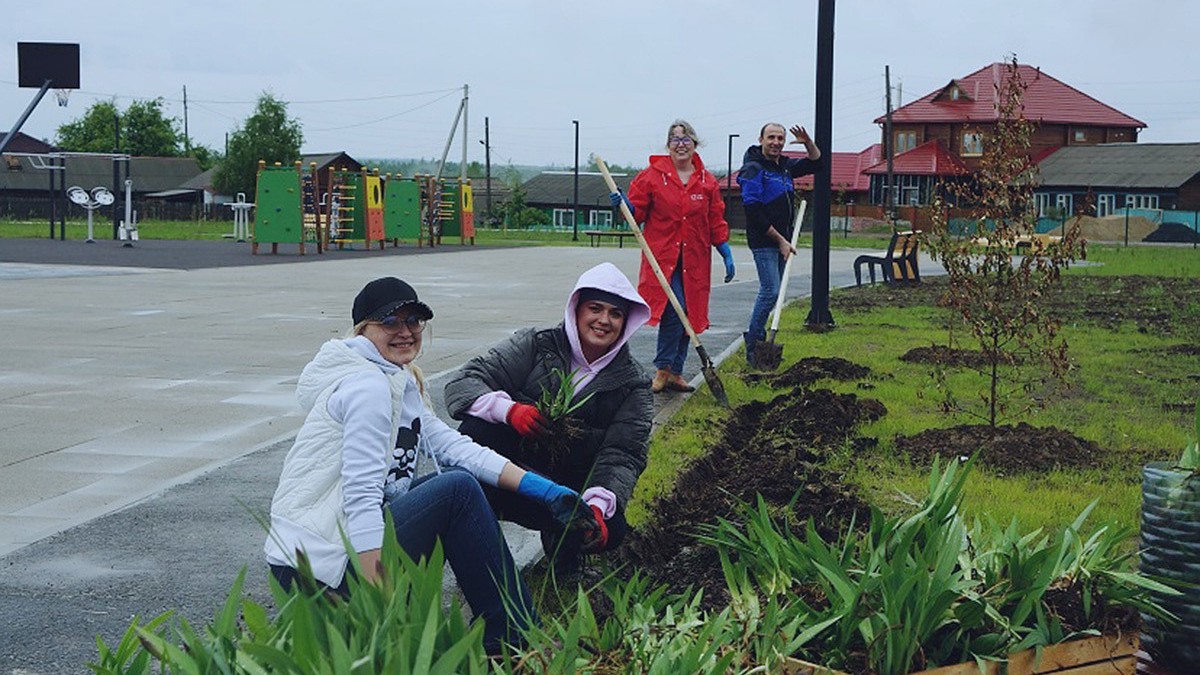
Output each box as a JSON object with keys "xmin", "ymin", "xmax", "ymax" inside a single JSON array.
[
  {"xmin": 1071, "ymin": 214, "xmax": 1157, "ymax": 243},
  {"xmin": 1144, "ymin": 222, "xmax": 1200, "ymax": 243},
  {"xmin": 746, "ymin": 356, "xmax": 872, "ymax": 388},
  {"xmin": 895, "ymin": 422, "xmax": 1104, "ymax": 474},
  {"xmin": 617, "ymin": 387, "xmax": 882, "ymax": 604}
]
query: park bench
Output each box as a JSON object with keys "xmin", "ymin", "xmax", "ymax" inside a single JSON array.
[
  {"xmin": 971, "ymin": 233, "xmax": 1062, "ymax": 252},
  {"xmin": 853, "ymin": 230, "xmax": 921, "ymax": 286},
  {"xmin": 1014, "ymin": 233, "xmax": 1062, "ymax": 253},
  {"xmin": 583, "ymin": 229, "xmax": 636, "ymax": 248}
]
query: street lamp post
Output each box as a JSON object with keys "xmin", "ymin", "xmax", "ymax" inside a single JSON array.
[
  {"xmin": 727, "ymin": 133, "xmax": 739, "ymax": 190},
  {"xmin": 572, "ymin": 119, "xmax": 580, "ymax": 242}
]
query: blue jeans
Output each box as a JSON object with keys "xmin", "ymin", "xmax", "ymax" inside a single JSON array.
[
  {"xmin": 271, "ymin": 469, "xmax": 536, "ymax": 654},
  {"xmin": 654, "ymin": 264, "xmax": 690, "ymax": 374},
  {"xmin": 748, "ymin": 247, "xmax": 786, "ymax": 344}
]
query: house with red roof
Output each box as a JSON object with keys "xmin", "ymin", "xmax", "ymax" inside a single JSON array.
[{"xmin": 866, "ymin": 62, "xmax": 1145, "ymax": 207}]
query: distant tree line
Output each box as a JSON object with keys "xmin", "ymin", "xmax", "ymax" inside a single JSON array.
[{"xmin": 52, "ymin": 96, "xmax": 647, "ymax": 204}]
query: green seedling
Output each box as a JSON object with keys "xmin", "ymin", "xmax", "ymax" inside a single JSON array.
[{"xmin": 537, "ymin": 367, "xmax": 594, "ymax": 421}]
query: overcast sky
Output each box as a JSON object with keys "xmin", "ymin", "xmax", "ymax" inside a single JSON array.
[{"xmin": 5, "ymin": 1, "xmax": 1198, "ymax": 170}]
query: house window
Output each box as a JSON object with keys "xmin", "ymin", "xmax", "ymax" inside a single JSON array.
[
  {"xmin": 1056, "ymin": 194, "xmax": 1073, "ymax": 215},
  {"xmin": 589, "ymin": 210, "xmax": 612, "ymax": 228},
  {"xmin": 1125, "ymin": 194, "xmax": 1159, "ymax": 210},
  {"xmin": 552, "ymin": 208, "xmax": 575, "ymax": 229},
  {"xmin": 961, "ymin": 132, "xmax": 983, "ymax": 156},
  {"xmin": 1035, "ymin": 193, "xmax": 1051, "ymax": 218},
  {"xmin": 1097, "ymin": 194, "xmax": 1115, "ymax": 217},
  {"xmin": 1073, "ymin": 129, "xmax": 1087, "ymax": 143},
  {"xmin": 894, "ymin": 131, "xmax": 917, "ymax": 154}
]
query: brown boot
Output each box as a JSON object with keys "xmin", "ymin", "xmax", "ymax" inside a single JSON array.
[
  {"xmin": 666, "ymin": 373, "xmax": 696, "ymax": 393},
  {"xmin": 651, "ymin": 368, "xmax": 670, "ymax": 393}
]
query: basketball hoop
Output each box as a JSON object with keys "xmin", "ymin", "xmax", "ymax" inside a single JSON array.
[{"xmin": 54, "ymin": 88, "xmax": 71, "ymax": 107}]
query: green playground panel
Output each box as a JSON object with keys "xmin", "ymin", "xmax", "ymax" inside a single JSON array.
[
  {"xmin": 254, "ymin": 167, "xmax": 304, "ymax": 244},
  {"xmin": 341, "ymin": 172, "xmax": 369, "ymax": 240},
  {"xmin": 439, "ymin": 182, "xmax": 463, "ymax": 237},
  {"xmin": 384, "ymin": 179, "xmax": 421, "ymax": 240}
]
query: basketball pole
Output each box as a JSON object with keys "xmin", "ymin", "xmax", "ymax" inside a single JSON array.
[{"xmin": 0, "ymin": 79, "xmax": 51, "ymax": 156}]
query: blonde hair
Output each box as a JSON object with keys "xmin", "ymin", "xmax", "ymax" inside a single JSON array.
[
  {"xmin": 350, "ymin": 320, "xmax": 430, "ymax": 398},
  {"xmin": 666, "ymin": 119, "xmax": 702, "ymax": 149}
]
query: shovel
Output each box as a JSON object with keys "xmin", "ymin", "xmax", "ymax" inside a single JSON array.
[
  {"xmin": 753, "ymin": 199, "xmax": 808, "ymax": 371},
  {"xmin": 595, "ymin": 156, "xmax": 731, "ymax": 408}
]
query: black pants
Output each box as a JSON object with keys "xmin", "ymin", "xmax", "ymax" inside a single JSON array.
[{"xmin": 457, "ymin": 415, "xmax": 628, "ymax": 560}]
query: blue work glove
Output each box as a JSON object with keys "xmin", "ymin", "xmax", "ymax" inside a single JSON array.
[
  {"xmin": 517, "ymin": 472, "xmax": 595, "ymax": 532},
  {"xmin": 609, "ymin": 191, "xmax": 634, "ymax": 219},
  {"xmin": 716, "ymin": 241, "xmax": 735, "ymax": 283}
]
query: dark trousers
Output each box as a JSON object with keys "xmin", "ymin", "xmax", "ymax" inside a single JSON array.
[
  {"xmin": 457, "ymin": 416, "xmax": 628, "ymax": 561},
  {"xmin": 270, "ymin": 468, "xmax": 536, "ymax": 654}
]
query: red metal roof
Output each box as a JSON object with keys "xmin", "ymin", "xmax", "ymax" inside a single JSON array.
[
  {"xmin": 873, "ymin": 63, "xmax": 1145, "ymax": 129},
  {"xmin": 795, "ymin": 144, "xmax": 881, "ymax": 192},
  {"xmin": 726, "ymin": 144, "xmax": 881, "ymax": 193},
  {"xmin": 863, "ymin": 139, "xmax": 970, "ymax": 176}
]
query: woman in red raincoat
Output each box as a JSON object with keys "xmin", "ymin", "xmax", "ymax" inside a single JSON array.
[{"xmin": 613, "ymin": 119, "xmax": 735, "ymax": 393}]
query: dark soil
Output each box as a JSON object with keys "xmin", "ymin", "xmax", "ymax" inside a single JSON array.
[
  {"xmin": 520, "ymin": 416, "xmax": 584, "ymax": 475},
  {"xmin": 900, "ymin": 344, "xmax": 991, "ymax": 369},
  {"xmin": 746, "ymin": 356, "xmax": 872, "ymax": 389},
  {"xmin": 837, "ymin": 275, "xmax": 1200, "ymax": 338},
  {"xmin": 616, "ymin": 383, "xmax": 881, "ymax": 606},
  {"xmin": 586, "ymin": 271, "xmax": 1192, "ymax": 663},
  {"xmin": 895, "ymin": 423, "xmax": 1104, "ymax": 474}
]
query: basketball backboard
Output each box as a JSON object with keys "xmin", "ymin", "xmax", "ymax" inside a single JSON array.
[{"xmin": 17, "ymin": 42, "xmax": 80, "ymax": 89}]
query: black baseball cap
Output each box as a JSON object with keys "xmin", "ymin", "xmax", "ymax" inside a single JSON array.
[{"xmin": 352, "ymin": 277, "xmax": 434, "ymax": 325}]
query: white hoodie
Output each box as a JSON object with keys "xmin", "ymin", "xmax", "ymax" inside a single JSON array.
[{"xmin": 264, "ymin": 336, "xmax": 508, "ymax": 587}]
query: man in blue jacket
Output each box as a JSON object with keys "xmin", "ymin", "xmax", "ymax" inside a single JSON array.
[{"xmin": 737, "ymin": 123, "xmax": 822, "ymax": 366}]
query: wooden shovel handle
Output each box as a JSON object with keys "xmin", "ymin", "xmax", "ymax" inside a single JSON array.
[
  {"xmin": 769, "ymin": 199, "xmax": 808, "ymax": 333},
  {"xmin": 595, "ymin": 157, "xmax": 704, "ymax": 353}
]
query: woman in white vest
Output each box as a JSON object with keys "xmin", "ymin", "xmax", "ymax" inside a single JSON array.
[{"xmin": 264, "ymin": 276, "xmax": 595, "ymax": 654}]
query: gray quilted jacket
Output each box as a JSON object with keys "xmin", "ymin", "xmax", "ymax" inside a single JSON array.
[{"xmin": 444, "ymin": 325, "xmax": 652, "ymax": 506}]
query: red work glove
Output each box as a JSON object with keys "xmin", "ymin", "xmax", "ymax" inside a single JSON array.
[
  {"xmin": 507, "ymin": 403, "xmax": 550, "ymax": 438},
  {"xmin": 580, "ymin": 504, "xmax": 609, "ymax": 553}
]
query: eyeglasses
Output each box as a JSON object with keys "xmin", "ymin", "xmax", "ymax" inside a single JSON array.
[
  {"xmin": 668, "ymin": 136, "xmax": 694, "ymax": 147},
  {"xmin": 373, "ymin": 314, "xmax": 427, "ymax": 334}
]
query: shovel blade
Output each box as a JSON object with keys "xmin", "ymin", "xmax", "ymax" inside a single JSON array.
[
  {"xmin": 703, "ymin": 365, "xmax": 731, "ymax": 408},
  {"xmin": 754, "ymin": 340, "xmax": 784, "ymax": 371},
  {"xmin": 693, "ymin": 343, "xmax": 731, "ymax": 408}
]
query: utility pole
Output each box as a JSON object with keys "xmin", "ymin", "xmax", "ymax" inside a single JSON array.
[
  {"xmin": 112, "ymin": 113, "xmax": 121, "ymax": 240},
  {"xmin": 572, "ymin": 119, "xmax": 580, "ymax": 242},
  {"xmin": 726, "ymin": 133, "xmax": 739, "ymax": 191},
  {"xmin": 480, "ymin": 116, "xmax": 492, "ymax": 222},
  {"xmin": 884, "ymin": 65, "xmax": 895, "ymax": 222},
  {"xmin": 461, "ymin": 84, "xmax": 468, "ymax": 183},
  {"xmin": 805, "ymin": 0, "xmax": 836, "ymax": 328},
  {"xmin": 182, "ymin": 85, "xmax": 190, "ymax": 153}
]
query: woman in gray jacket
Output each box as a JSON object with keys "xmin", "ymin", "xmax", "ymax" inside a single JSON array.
[{"xmin": 444, "ymin": 263, "xmax": 654, "ymax": 570}]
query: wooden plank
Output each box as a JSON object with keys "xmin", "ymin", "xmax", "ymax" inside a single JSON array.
[
  {"xmin": 1053, "ymin": 655, "xmax": 1136, "ymax": 675},
  {"xmin": 1006, "ymin": 634, "xmax": 1137, "ymax": 675},
  {"xmin": 782, "ymin": 635, "xmax": 1136, "ymax": 675},
  {"xmin": 909, "ymin": 635, "xmax": 1138, "ymax": 675}
]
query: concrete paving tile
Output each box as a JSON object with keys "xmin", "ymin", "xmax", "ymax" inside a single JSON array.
[{"xmin": 0, "ymin": 515, "xmax": 72, "ymax": 556}]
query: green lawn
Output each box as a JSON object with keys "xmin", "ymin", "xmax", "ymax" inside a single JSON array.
[{"xmin": 631, "ymin": 243, "xmax": 1200, "ymax": 539}]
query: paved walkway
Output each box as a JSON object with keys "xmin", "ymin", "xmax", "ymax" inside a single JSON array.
[{"xmin": 0, "ymin": 237, "xmax": 939, "ymax": 673}]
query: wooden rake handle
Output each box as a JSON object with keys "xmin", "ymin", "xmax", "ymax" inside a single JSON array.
[
  {"xmin": 595, "ymin": 157, "xmax": 705, "ymax": 354},
  {"xmin": 769, "ymin": 199, "xmax": 808, "ymax": 333}
]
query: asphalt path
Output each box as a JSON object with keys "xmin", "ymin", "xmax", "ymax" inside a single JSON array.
[{"xmin": 0, "ymin": 236, "xmax": 939, "ymax": 673}]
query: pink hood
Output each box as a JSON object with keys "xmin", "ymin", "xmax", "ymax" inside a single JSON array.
[{"xmin": 563, "ymin": 262, "xmax": 651, "ymax": 375}]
